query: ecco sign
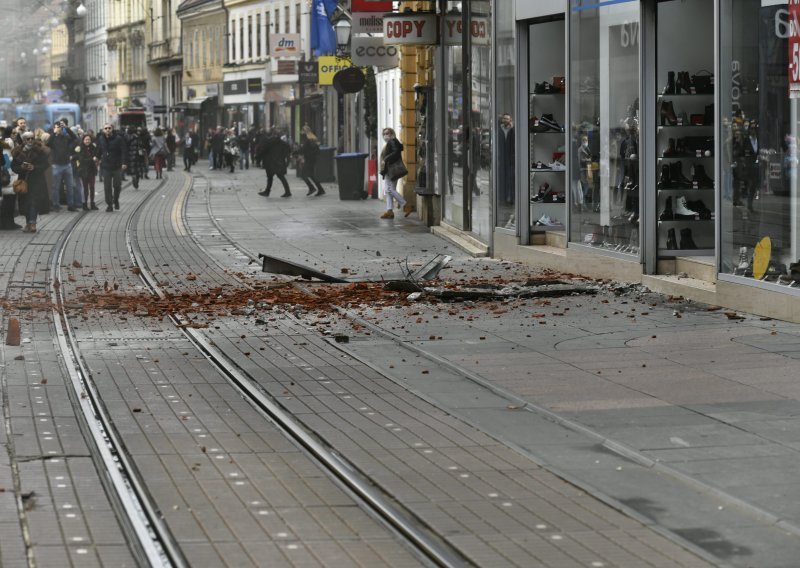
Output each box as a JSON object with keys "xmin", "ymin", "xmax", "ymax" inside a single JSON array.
[
  {"xmin": 352, "ymin": 37, "xmax": 398, "ymax": 67},
  {"xmin": 383, "ymin": 13, "xmax": 437, "ymax": 46}
]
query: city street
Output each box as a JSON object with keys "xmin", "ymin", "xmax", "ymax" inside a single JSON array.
[{"xmin": 1, "ymin": 165, "xmax": 800, "ymax": 567}]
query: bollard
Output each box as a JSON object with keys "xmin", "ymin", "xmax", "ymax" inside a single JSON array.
[{"xmin": 6, "ymin": 317, "xmax": 20, "ymax": 346}]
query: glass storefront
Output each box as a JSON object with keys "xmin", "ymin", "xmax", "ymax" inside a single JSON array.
[
  {"xmin": 444, "ymin": 1, "xmax": 465, "ymax": 231},
  {"xmin": 470, "ymin": 0, "xmax": 492, "ymax": 240},
  {"xmin": 569, "ymin": 0, "xmax": 641, "ymax": 254},
  {"xmin": 721, "ymin": 0, "xmax": 800, "ymax": 286},
  {"xmin": 495, "ymin": 0, "xmax": 516, "ymax": 230}
]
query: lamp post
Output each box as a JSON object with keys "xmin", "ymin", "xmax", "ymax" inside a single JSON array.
[{"xmin": 334, "ymin": 18, "xmax": 352, "ymax": 58}]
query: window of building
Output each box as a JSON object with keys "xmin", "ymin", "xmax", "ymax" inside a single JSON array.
[
  {"xmin": 569, "ymin": 0, "xmax": 641, "ymax": 254},
  {"xmin": 247, "ymin": 15, "xmax": 253, "ymax": 60},
  {"xmin": 720, "ymin": 0, "xmax": 799, "ymax": 288},
  {"xmin": 256, "ymin": 13, "xmax": 261, "ymax": 59},
  {"xmin": 295, "ymin": 3, "xmax": 300, "ymax": 34}
]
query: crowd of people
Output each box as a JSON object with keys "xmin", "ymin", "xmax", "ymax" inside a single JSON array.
[{"xmin": 0, "ymin": 117, "xmax": 333, "ymax": 233}]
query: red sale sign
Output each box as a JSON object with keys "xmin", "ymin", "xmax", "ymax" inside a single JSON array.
[
  {"xmin": 790, "ymin": 0, "xmax": 800, "ymax": 98},
  {"xmin": 351, "ymin": 0, "xmax": 393, "ymax": 12}
]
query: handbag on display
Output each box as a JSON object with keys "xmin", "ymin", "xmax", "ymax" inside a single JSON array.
[
  {"xmin": 12, "ymin": 179, "xmax": 28, "ymax": 194},
  {"xmin": 691, "ymin": 70, "xmax": 714, "ymax": 94},
  {"xmin": 387, "ymin": 159, "xmax": 408, "ymax": 181}
]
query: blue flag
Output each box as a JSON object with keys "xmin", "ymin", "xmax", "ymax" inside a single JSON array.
[{"xmin": 311, "ymin": 0, "xmax": 337, "ymax": 56}]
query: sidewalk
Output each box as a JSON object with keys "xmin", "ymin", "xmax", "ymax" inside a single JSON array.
[{"xmin": 200, "ymin": 164, "xmax": 800, "ymax": 567}]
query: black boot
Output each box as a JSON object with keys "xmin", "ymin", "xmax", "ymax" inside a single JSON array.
[
  {"xmin": 678, "ymin": 71, "xmax": 693, "ymax": 94},
  {"xmin": 693, "ymin": 164, "xmax": 714, "ymax": 189},
  {"xmin": 660, "ymin": 196, "xmax": 674, "ymax": 221},
  {"xmin": 666, "ymin": 228, "xmax": 678, "ymax": 250},
  {"xmin": 670, "ymin": 161, "xmax": 693, "ymax": 188},
  {"xmin": 680, "ymin": 228, "xmax": 698, "ymax": 249},
  {"xmin": 660, "ymin": 101, "xmax": 677, "ymax": 126},
  {"xmin": 686, "ymin": 199, "xmax": 712, "ymax": 220},
  {"xmin": 658, "ymin": 164, "xmax": 672, "ymax": 189},
  {"xmin": 663, "ymin": 71, "xmax": 675, "ymax": 95}
]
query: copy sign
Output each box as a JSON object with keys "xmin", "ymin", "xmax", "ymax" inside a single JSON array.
[{"xmin": 791, "ymin": 0, "xmax": 800, "ymax": 98}]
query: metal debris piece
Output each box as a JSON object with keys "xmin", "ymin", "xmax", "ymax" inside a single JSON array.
[{"xmin": 258, "ymin": 253, "xmax": 452, "ymax": 284}]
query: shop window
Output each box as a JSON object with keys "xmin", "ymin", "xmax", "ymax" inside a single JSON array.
[
  {"xmin": 656, "ymin": 0, "xmax": 715, "ymax": 257},
  {"xmin": 569, "ymin": 0, "xmax": 641, "ymax": 254},
  {"xmin": 495, "ymin": 0, "xmax": 516, "ymax": 230},
  {"xmin": 721, "ymin": 0, "xmax": 800, "ymax": 287},
  {"xmin": 528, "ymin": 17, "xmax": 566, "ymax": 235}
]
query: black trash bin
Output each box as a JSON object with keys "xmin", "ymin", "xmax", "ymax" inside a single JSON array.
[
  {"xmin": 334, "ymin": 153, "xmax": 369, "ymax": 200},
  {"xmin": 316, "ymin": 146, "xmax": 336, "ymax": 182}
]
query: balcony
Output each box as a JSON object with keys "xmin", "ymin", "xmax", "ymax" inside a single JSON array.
[{"xmin": 148, "ymin": 37, "xmax": 181, "ymax": 65}]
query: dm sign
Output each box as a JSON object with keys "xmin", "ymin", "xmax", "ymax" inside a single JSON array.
[
  {"xmin": 383, "ymin": 13, "xmax": 438, "ymax": 45},
  {"xmin": 318, "ymin": 56, "xmax": 354, "ymax": 85},
  {"xmin": 270, "ymin": 34, "xmax": 301, "ymax": 58}
]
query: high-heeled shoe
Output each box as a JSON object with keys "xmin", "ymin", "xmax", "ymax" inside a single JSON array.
[
  {"xmin": 660, "ymin": 101, "xmax": 677, "ymax": 126},
  {"xmin": 663, "ymin": 71, "xmax": 675, "ymax": 95}
]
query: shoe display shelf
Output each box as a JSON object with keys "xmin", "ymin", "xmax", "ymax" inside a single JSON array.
[
  {"xmin": 529, "ymin": 91, "xmax": 566, "ymax": 231},
  {"xmin": 656, "ymin": 92, "xmax": 714, "ymax": 257}
]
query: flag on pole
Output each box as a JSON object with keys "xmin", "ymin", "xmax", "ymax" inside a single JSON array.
[{"xmin": 311, "ymin": 0, "xmax": 338, "ymax": 56}]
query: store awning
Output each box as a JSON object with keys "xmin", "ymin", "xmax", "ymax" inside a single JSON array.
[{"xmin": 172, "ymin": 96, "xmax": 217, "ymax": 112}]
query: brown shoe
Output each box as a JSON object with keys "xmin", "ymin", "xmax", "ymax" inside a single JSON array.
[
  {"xmin": 403, "ymin": 204, "xmax": 414, "ymax": 217},
  {"xmin": 380, "ymin": 210, "xmax": 395, "ymax": 219},
  {"xmin": 22, "ymin": 223, "xmax": 36, "ymax": 233}
]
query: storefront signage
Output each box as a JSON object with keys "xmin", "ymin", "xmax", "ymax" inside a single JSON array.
[
  {"xmin": 352, "ymin": 12, "xmax": 384, "ymax": 35},
  {"xmin": 318, "ymin": 56, "xmax": 353, "ymax": 85},
  {"xmin": 443, "ymin": 15, "xmax": 490, "ymax": 46},
  {"xmin": 383, "ymin": 13, "xmax": 438, "ymax": 46},
  {"xmin": 298, "ymin": 61, "xmax": 319, "ymax": 84},
  {"xmin": 223, "ymin": 79, "xmax": 248, "ymax": 95},
  {"xmin": 276, "ymin": 60, "xmax": 297, "ymax": 75},
  {"xmin": 153, "ymin": 105, "xmax": 167, "ymax": 114},
  {"xmin": 247, "ymin": 78, "xmax": 262, "ymax": 93},
  {"xmin": 790, "ymin": 0, "xmax": 800, "ymax": 98},
  {"xmin": 352, "ymin": 36, "xmax": 398, "ymax": 67},
  {"xmin": 351, "ymin": 0, "xmax": 392, "ymax": 12},
  {"xmin": 270, "ymin": 33, "xmax": 301, "ymax": 58}
]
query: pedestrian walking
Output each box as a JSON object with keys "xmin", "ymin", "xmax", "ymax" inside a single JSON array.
[
  {"xmin": 299, "ymin": 126, "xmax": 325, "ymax": 197},
  {"xmin": 379, "ymin": 127, "xmax": 412, "ymax": 219},
  {"xmin": 76, "ymin": 134, "xmax": 98, "ymax": 210},
  {"xmin": 149, "ymin": 128, "xmax": 168, "ymax": 179},
  {"xmin": 47, "ymin": 120, "xmax": 79, "ymax": 211},
  {"xmin": 0, "ymin": 129, "xmax": 21, "ymax": 230},
  {"xmin": 258, "ymin": 130, "xmax": 291, "ymax": 197},
  {"xmin": 125, "ymin": 126, "xmax": 143, "ymax": 188},
  {"xmin": 211, "ymin": 127, "xmax": 226, "ymax": 170},
  {"xmin": 222, "ymin": 129, "xmax": 239, "ymax": 173},
  {"xmin": 205, "ymin": 127, "xmax": 215, "ymax": 169},
  {"xmin": 138, "ymin": 127, "xmax": 151, "ymax": 179},
  {"xmin": 238, "ymin": 129, "xmax": 250, "ymax": 170},
  {"xmin": 183, "ymin": 130, "xmax": 197, "ymax": 172},
  {"xmin": 166, "ymin": 127, "xmax": 177, "ymax": 171},
  {"xmin": 11, "ymin": 131, "xmax": 49, "ymax": 233},
  {"xmin": 248, "ymin": 126, "xmax": 259, "ymax": 168},
  {"xmin": 96, "ymin": 124, "xmax": 128, "ymax": 211}
]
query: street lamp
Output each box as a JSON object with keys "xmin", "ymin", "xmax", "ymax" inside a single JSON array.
[
  {"xmin": 334, "ymin": 18, "xmax": 352, "ymax": 57},
  {"xmin": 76, "ymin": 3, "xmax": 87, "ymax": 17}
]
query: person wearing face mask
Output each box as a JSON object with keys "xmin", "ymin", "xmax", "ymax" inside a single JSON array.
[
  {"xmin": 47, "ymin": 120, "xmax": 79, "ymax": 211},
  {"xmin": 0, "ymin": 128, "xmax": 20, "ymax": 230},
  {"xmin": 11, "ymin": 131, "xmax": 50, "ymax": 233},
  {"xmin": 258, "ymin": 129, "xmax": 291, "ymax": 197},
  {"xmin": 379, "ymin": 128, "xmax": 412, "ymax": 219},
  {"xmin": 96, "ymin": 124, "xmax": 128, "ymax": 211}
]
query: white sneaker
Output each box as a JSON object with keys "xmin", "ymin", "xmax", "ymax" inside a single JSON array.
[
  {"xmin": 548, "ymin": 161, "xmax": 566, "ymax": 171},
  {"xmin": 674, "ymin": 196, "xmax": 699, "ymax": 218},
  {"xmin": 536, "ymin": 215, "xmax": 551, "ymax": 226},
  {"xmin": 737, "ymin": 246, "xmax": 749, "ymax": 270}
]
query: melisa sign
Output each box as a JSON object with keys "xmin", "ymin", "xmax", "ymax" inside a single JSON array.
[{"xmin": 383, "ymin": 13, "xmax": 437, "ymax": 46}]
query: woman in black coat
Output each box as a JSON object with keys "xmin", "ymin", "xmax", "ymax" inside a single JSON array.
[
  {"xmin": 299, "ymin": 126, "xmax": 325, "ymax": 197},
  {"xmin": 11, "ymin": 132, "xmax": 50, "ymax": 233},
  {"xmin": 258, "ymin": 131, "xmax": 292, "ymax": 197},
  {"xmin": 77, "ymin": 134, "xmax": 99, "ymax": 209}
]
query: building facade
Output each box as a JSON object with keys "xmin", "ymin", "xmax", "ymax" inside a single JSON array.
[
  {"xmin": 83, "ymin": 0, "xmax": 109, "ymax": 132},
  {"xmin": 106, "ymin": 0, "xmax": 150, "ymax": 120},
  {"xmin": 176, "ymin": 0, "xmax": 226, "ymax": 136},
  {"xmin": 148, "ymin": 0, "xmax": 184, "ymax": 128}
]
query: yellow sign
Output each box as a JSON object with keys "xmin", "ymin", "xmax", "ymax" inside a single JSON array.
[{"xmin": 318, "ymin": 56, "xmax": 353, "ymax": 86}]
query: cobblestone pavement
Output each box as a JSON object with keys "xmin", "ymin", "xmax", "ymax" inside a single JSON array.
[{"xmin": 0, "ymin": 161, "xmax": 785, "ymax": 567}]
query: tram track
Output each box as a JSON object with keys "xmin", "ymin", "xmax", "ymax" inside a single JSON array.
[
  {"xmin": 49, "ymin": 182, "xmax": 185, "ymax": 568},
  {"xmin": 121, "ymin": 173, "xmax": 466, "ymax": 567}
]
